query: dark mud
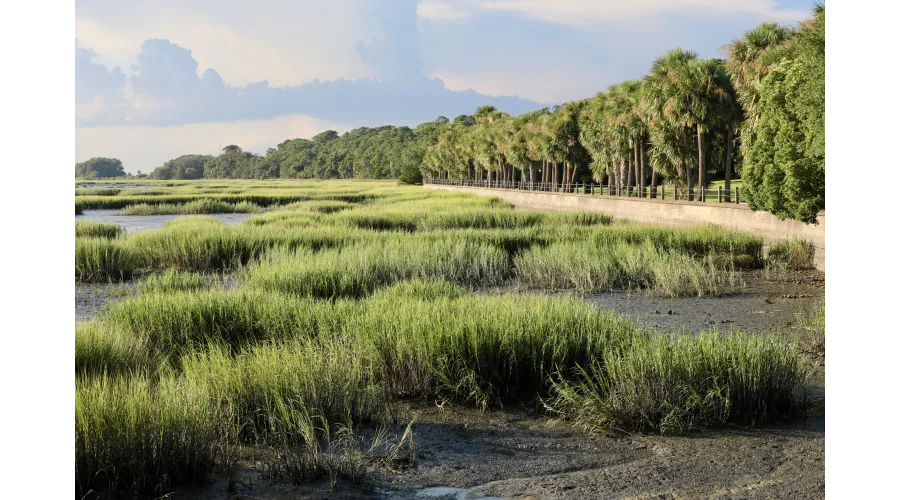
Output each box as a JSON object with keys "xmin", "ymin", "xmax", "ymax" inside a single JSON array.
[
  {"xmin": 75, "ymin": 282, "xmax": 136, "ymax": 322},
  {"xmin": 180, "ymin": 398, "xmax": 824, "ymax": 500},
  {"xmin": 578, "ymin": 269, "xmax": 825, "ymax": 334}
]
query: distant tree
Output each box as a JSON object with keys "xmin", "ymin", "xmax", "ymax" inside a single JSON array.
[
  {"xmin": 150, "ymin": 154, "xmax": 213, "ymax": 179},
  {"xmin": 204, "ymin": 146, "xmax": 261, "ymax": 178},
  {"xmin": 398, "ymin": 144, "xmax": 425, "ymax": 185},
  {"xmin": 75, "ymin": 157, "xmax": 126, "ymax": 179}
]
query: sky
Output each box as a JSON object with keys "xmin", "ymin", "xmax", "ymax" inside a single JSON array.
[{"xmin": 75, "ymin": 0, "xmax": 814, "ymax": 173}]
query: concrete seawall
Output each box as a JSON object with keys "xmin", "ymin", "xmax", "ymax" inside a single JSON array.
[{"xmin": 425, "ymin": 185, "xmax": 825, "ymax": 271}]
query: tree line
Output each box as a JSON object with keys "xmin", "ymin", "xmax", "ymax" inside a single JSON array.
[
  {"xmin": 419, "ymin": 6, "xmax": 824, "ymax": 222},
  {"xmin": 78, "ymin": 6, "xmax": 823, "ymax": 222}
]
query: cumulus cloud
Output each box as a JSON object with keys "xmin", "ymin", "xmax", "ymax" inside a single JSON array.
[{"xmin": 76, "ymin": 38, "xmax": 541, "ymax": 128}]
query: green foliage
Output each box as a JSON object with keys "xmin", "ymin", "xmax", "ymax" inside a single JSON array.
[
  {"xmin": 150, "ymin": 154, "xmax": 213, "ymax": 180},
  {"xmin": 75, "ymin": 157, "xmax": 126, "ymax": 179},
  {"xmin": 741, "ymin": 7, "xmax": 824, "ymax": 223}
]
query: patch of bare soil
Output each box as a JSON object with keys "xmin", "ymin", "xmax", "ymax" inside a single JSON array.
[
  {"xmin": 183, "ymin": 399, "xmax": 823, "ymax": 499},
  {"xmin": 75, "ymin": 282, "xmax": 135, "ymax": 322},
  {"xmin": 577, "ymin": 270, "xmax": 825, "ymax": 335}
]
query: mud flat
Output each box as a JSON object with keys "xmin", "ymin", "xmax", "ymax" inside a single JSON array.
[
  {"xmin": 579, "ymin": 269, "xmax": 825, "ymax": 334},
  {"xmin": 179, "ymin": 399, "xmax": 824, "ymax": 500}
]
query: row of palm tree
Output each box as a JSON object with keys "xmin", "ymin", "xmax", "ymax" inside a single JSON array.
[{"xmin": 421, "ymin": 19, "xmax": 800, "ymax": 202}]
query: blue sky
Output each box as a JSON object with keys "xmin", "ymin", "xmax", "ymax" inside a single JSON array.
[{"xmin": 75, "ymin": 0, "xmax": 814, "ymax": 173}]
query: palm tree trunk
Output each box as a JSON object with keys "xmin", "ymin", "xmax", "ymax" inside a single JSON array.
[
  {"xmin": 634, "ymin": 143, "xmax": 640, "ymax": 195},
  {"xmin": 650, "ymin": 168, "xmax": 658, "ymax": 199},
  {"xmin": 557, "ymin": 162, "xmax": 562, "ymax": 191},
  {"xmin": 626, "ymin": 156, "xmax": 633, "ymax": 196},
  {"xmin": 724, "ymin": 124, "xmax": 734, "ymax": 202},
  {"xmin": 681, "ymin": 131, "xmax": 692, "ymax": 201},
  {"xmin": 571, "ymin": 162, "xmax": 579, "ymax": 192},
  {"xmin": 697, "ymin": 124, "xmax": 706, "ymax": 201},
  {"xmin": 639, "ymin": 137, "xmax": 647, "ymax": 197}
]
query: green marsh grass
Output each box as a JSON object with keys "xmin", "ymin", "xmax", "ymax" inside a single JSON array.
[
  {"xmin": 245, "ymin": 238, "xmax": 509, "ymax": 298},
  {"xmin": 75, "ymin": 237, "xmax": 140, "ymax": 282},
  {"xmin": 77, "ymin": 280, "xmax": 813, "ymax": 494},
  {"xmin": 75, "ymin": 219, "xmax": 125, "ymax": 239},
  {"xmin": 75, "ymin": 187, "xmax": 121, "ymax": 196},
  {"xmin": 515, "ymin": 242, "xmax": 743, "ymax": 297},
  {"xmin": 75, "ymin": 374, "xmax": 234, "ymax": 497},
  {"xmin": 136, "ymin": 269, "xmax": 225, "ymax": 294},
  {"xmin": 73, "ymin": 180, "xmax": 813, "ymax": 496},
  {"xmin": 119, "ymin": 199, "xmax": 262, "ymax": 215},
  {"xmin": 767, "ymin": 238, "xmax": 817, "ymax": 270},
  {"xmin": 546, "ymin": 332, "xmax": 810, "ymax": 434}
]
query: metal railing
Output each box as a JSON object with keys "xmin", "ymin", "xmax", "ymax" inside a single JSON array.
[{"xmin": 424, "ymin": 178, "xmax": 747, "ymax": 204}]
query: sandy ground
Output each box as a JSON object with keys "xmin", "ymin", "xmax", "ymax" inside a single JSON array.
[{"xmin": 77, "ymin": 271, "xmax": 825, "ymax": 499}]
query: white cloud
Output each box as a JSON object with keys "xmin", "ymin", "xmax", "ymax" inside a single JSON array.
[
  {"xmin": 75, "ymin": 2, "xmax": 370, "ymax": 87},
  {"xmin": 76, "ymin": 114, "xmax": 352, "ymax": 174},
  {"xmin": 417, "ymin": 1, "xmax": 471, "ymax": 20},
  {"xmin": 476, "ymin": 0, "xmax": 807, "ymax": 25}
]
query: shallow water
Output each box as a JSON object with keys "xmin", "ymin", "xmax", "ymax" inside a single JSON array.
[
  {"xmin": 76, "ymin": 210, "xmax": 253, "ymax": 233},
  {"xmin": 76, "ymin": 183, "xmax": 152, "ymax": 189}
]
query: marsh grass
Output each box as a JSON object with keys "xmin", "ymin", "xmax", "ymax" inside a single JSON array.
[
  {"xmin": 795, "ymin": 299, "xmax": 825, "ymax": 360},
  {"xmin": 515, "ymin": 242, "xmax": 744, "ymax": 297},
  {"xmin": 136, "ymin": 269, "xmax": 226, "ymax": 294},
  {"xmin": 77, "ymin": 280, "xmax": 812, "ymax": 494},
  {"xmin": 76, "ymin": 220, "xmax": 125, "ymax": 239},
  {"xmin": 73, "ymin": 180, "xmax": 812, "ymax": 496},
  {"xmin": 76, "ymin": 188, "xmax": 121, "ymax": 196},
  {"xmin": 767, "ymin": 238, "xmax": 816, "ymax": 270},
  {"xmin": 546, "ymin": 333, "xmax": 810, "ymax": 434},
  {"xmin": 75, "ymin": 374, "xmax": 234, "ymax": 497},
  {"xmin": 76, "ymin": 237, "xmax": 140, "ymax": 282},
  {"xmin": 245, "ymin": 238, "xmax": 509, "ymax": 298},
  {"xmin": 119, "ymin": 199, "xmax": 263, "ymax": 215}
]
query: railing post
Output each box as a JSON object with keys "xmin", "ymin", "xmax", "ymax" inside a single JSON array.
[
  {"xmin": 662, "ymin": 186, "xmax": 666, "ymax": 200},
  {"xmin": 735, "ymin": 187, "xmax": 740, "ymax": 204}
]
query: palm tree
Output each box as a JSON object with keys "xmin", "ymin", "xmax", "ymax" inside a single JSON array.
[
  {"xmin": 724, "ymin": 23, "xmax": 793, "ymax": 128},
  {"xmin": 685, "ymin": 58, "xmax": 731, "ymax": 199},
  {"xmin": 644, "ymin": 48, "xmax": 697, "ymax": 198}
]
